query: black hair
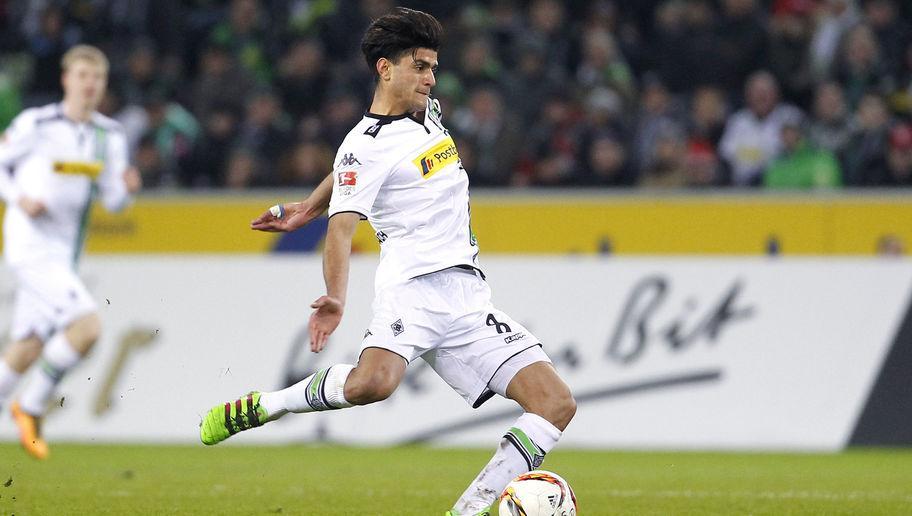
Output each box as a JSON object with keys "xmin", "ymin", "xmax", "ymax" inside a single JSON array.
[{"xmin": 360, "ymin": 7, "xmax": 442, "ymax": 78}]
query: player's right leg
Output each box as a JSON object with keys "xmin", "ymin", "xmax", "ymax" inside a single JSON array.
[
  {"xmin": 14, "ymin": 313, "xmax": 100, "ymax": 460},
  {"xmin": 1, "ymin": 335, "xmax": 47, "ymax": 459},
  {"xmin": 0, "ymin": 336, "xmax": 43, "ymax": 410},
  {"xmin": 200, "ymin": 347, "xmax": 407, "ymax": 445}
]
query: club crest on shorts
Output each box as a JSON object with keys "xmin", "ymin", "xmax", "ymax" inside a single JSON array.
[{"xmin": 391, "ymin": 319, "xmax": 405, "ymax": 336}]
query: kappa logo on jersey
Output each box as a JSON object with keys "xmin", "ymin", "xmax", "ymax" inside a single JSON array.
[
  {"xmin": 412, "ymin": 136, "xmax": 459, "ymax": 180},
  {"xmin": 337, "ymin": 153, "xmax": 362, "ymax": 167}
]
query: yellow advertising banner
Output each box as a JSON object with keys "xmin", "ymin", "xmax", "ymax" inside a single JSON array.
[{"xmin": 1, "ymin": 193, "xmax": 909, "ymax": 255}]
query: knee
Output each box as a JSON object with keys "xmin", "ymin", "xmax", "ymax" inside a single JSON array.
[
  {"xmin": 67, "ymin": 314, "xmax": 101, "ymax": 353},
  {"xmin": 344, "ymin": 370, "xmax": 399, "ymax": 405},
  {"xmin": 549, "ymin": 390, "xmax": 577, "ymax": 431},
  {"xmin": 4, "ymin": 338, "xmax": 43, "ymax": 372}
]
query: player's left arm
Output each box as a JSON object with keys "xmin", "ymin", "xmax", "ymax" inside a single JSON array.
[
  {"xmin": 97, "ymin": 130, "xmax": 141, "ymax": 212},
  {"xmin": 309, "ymin": 211, "xmax": 360, "ymax": 352}
]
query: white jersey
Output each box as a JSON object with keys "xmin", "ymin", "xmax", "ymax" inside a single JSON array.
[
  {"xmin": 0, "ymin": 103, "xmax": 131, "ymax": 266},
  {"xmin": 328, "ymin": 98, "xmax": 481, "ymax": 292}
]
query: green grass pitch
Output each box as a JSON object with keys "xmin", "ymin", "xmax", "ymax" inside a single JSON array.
[{"xmin": 1, "ymin": 444, "xmax": 911, "ymax": 515}]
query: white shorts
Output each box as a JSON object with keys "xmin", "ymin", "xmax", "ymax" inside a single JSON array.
[
  {"xmin": 361, "ymin": 266, "xmax": 551, "ymax": 407},
  {"xmin": 9, "ymin": 261, "xmax": 96, "ymax": 341}
]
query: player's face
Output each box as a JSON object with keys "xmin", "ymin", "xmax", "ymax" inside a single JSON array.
[
  {"xmin": 62, "ymin": 59, "xmax": 108, "ymax": 110},
  {"xmin": 389, "ymin": 47, "xmax": 437, "ymax": 113}
]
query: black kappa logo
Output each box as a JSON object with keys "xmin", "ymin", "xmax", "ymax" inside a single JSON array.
[
  {"xmin": 337, "ymin": 153, "xmax": 362, "ymax": 167},
  {"xmin": 391, "ymin": 319, "xmax": 405, "ymax": 336}
]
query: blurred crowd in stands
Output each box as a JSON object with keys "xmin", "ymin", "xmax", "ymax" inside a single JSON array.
[{"xmin": 0, "ymin": 0, "xmax": 911, "ymax": 189}]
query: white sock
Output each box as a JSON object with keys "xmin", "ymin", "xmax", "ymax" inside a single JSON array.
[
  {"xmin": 0, "ymin": 359, "xmax": 23, "ymax": 409},
  {"xmin": 19, "ymin": 333, "xmax": 81, "ymax": 416},
  {"xmin": 259, "ymin": 364, "xmax": 354, "ymax": 419},
  {"xmin": 453, "ymin": 413, "xmax": 562, "ymax": 514}
]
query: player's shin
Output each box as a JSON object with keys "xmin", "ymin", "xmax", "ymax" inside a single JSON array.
[
  {"xmin": 0, "ymin": 359, "xmax": 23, "ymax": 410},
  {"xmin": 451, "ymin": 413, "xmax": 562, "ymax": 515},
  {"xmin": 18, "ymin": 332, "xmax": 81, "ymax": 416},
  {"xmin": 259, "ymin": 364, "xmax": 354, "ymax": 419}
]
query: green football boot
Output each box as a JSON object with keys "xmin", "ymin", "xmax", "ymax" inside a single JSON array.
[{"xmin": 200, "ymin": 391, "xmax": 268, "ymax": 445}]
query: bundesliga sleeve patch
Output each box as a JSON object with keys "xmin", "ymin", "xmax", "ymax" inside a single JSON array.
[{"xmin": 337, "ymin": 170, "xmax": 358, "ymax": 196}]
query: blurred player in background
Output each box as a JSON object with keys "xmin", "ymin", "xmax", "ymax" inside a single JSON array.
[
  {"xmin": 200, "ymin": 8, "xmax": 575, "ymax": 515},
  {"xmin": 0, "ymin": 45, "xmax": 141, "ymax": 459}
]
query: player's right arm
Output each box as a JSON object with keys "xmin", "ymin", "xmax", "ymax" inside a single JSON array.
[
  {"xmin": 0, "ymin": 111, "xmax": 46, "ymax": 217},
  {"xmin": 250, "ymin": 172, "xmax": 334, "ymax": 232},
  {"xmin": 309, "ymin": 211, "xmax": 359, "ymax": 352}
]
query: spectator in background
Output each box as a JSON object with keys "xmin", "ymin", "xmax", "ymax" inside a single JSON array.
[
  {"xmin": 118, "ymin": 39, "xmax": 159, "ymax": 105},
  {"xmin": 98, "ymin": 87, "xmax": 147, "ymax": 154},
  {"xmin": 487, "ymin": 0, "xmax": 524, "ymax": 65},
  {"xmin": 190, "ymin": 42, "xmax": 255, "ymax": 124},
  {"xmin": 835, "ymin": 24, "xmax": 888, "ymax": 109},
  {"xmin": 25, "ymin": 5, "xmax": 80, "ymax": 104},
  {"xmin": 454, "ymin": 36, "xmax": 503, "ymax": 93},
  {"xmin": 208, "ymin": 0, "xmax": 272, "ymax": 83},
  {"xmin": 501, "ymin": 37, "xmax": 559, "ymax": 125},
  {"xmin": 843, "ymin": 92, "xmax": 891, "ymax": 185},
  {"xmin": 764, "ymin": 112, "xmax": 842, "ymax": 188},
  {"xmin": 279, "ymin": 140, "xmax": 332, "ymax": 187},
  {"xmin": 142, "ymin": 92, "xmax": 200, "ymax": 186},
  {"xmin": 767, "ymin": 0, "xmax": 816, "ymax": 106},
  {"xmin": 135, "ymin": 133, "xmax": 165, "ymax": 188},
  {"xmin": 275, "ymin": 39, "xmax": 329, "ymax": 120},
  {"xmin": 450, "ymin": 87, "xmax": 523, "ymax": 186},
  {"xmin": 581, "ymin": 130, "xmax": 635, "ymax": 187},
  {"xmin": 633, "ymin": 75, "xmax": 684, "ymax": 171},
  {"xmin": 224, "ymin": 148, "xmax": 260, "ymax": 189},
  {"xmin": 319, "ymin": 91, "xmax": 362, "ymax": 149},
  {"xmin": 184, "ymin": 103, "xmax": 240, "ymax": 187},
  {"xmin": 808, "ymin": 81, "xmax": 855, "ymax": 158},
  {"xmin": 719, "ymin": 71, "xmax": 803, "ymax": 185},
  {"xmin": 810, "ymin": 0, "xmax": 861, "ymax": 79},
  {"xmin": 881, "ymin": 123, "xmax": 912, "ymax": 186},
  {"xmin": 716, "ymin": 0, "xmax": 768, "ymax": 93},
  {"xmin": 525, "ymin": 0, "xmax": 572, "ymax": 81},
  {"xmin": 640, "ymin": 123, "xmax": 690, "ymax": 188},
  {"xmin": 575, "ymin": 28, "xmax": 635, "ymax": 103},
  {"xmin": 687, "ymin": 85, "xmax": 728, "ymax": 152},
  {"xmin": 236, "ymin": 89, "xmax": 293, "ymax": 185},
  {"xmin": 648, "ymin": 0, "xmax": 689, "ymax": 93},
  {"xmin": 863, "ymin": 0, "xmax": 911, "ymax": 81},
  {"xmin": 514, "ymin": 91, "xmax": 583, "ymax": 186},
  {"xmin": 683, "ymin": 141, "xmax": 722, "ymax": 186}
]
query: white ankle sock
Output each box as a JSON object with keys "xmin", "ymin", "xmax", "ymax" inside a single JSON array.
[
  {"xmin": 453, "ymin": 413, "xmax": 562, "ymax": 514},
  {"xmin": 260, "ymin": 364, "xmax": 354, "ymax": 419},
  {"xmin": 0, "ymin": 360, "xmax": 22, "ymax": 408},
  {"xmin": 19, "ymin": 333, "xmax": 81, "ymax": 416}
]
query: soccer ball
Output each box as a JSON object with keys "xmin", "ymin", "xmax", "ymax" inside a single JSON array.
[{"xmin": 498, "ymin": 470, "xmax": 577, "ymax": 516}]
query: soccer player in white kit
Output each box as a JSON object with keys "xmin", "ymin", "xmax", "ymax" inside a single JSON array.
[
  {"xmin": 0, "ymin": 45, "xmax": 141, "ymax": 459},
  {"xmin": 199, "ymin": 9, "xmax": 576, "ymax": 515}
]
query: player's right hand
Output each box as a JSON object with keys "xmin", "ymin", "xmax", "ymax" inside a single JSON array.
[
  {"xmin": 18, "ymin": 197, "xmax": 47, "ymax": 217},
  {"xmin": 308, "ymin": 295, "xmax": 344, "ymax": 353},
  {"xmin": 250, "ymin": 202, "xmax": 316, "ymax": 232}
]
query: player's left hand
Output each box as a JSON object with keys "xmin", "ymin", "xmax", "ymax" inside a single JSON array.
[
  {"xmin": 308, "ymin": 295, "xmax": 344, "ymax": 353},
  {"xmin": 124, "ymin": 166, "xmax": 142, "ymax": 194}
]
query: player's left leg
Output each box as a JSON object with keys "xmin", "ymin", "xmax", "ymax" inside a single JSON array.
[
  {"xmin": 200, "ymin": 347, "xmax": 408, "ymax": 445},
  {"xmin": 449, "ymin": 361, "xmax": 576, "ymax": 516}
]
